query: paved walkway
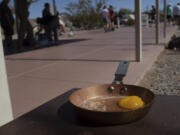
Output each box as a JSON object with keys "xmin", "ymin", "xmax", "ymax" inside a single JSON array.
[{"xmin": 5, "ymin": 25, "xmax": 176, "ymax": 118}]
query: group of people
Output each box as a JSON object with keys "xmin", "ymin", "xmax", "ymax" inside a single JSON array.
[
  {"xmin": 102, "ymin": 5, "xmax": 115, "ymax": 32},
  {"xmin": 1, "ymin": 0, "xmax": 180, "ymax": 49},
  {"xmin": 167, "ymin": 3, "xmax": 180, "ymax": 25},
  {"xmin": 0, "ymin": 0, "xmax": 66, "ymax": 49},
  {"xmin": 149, "ymin": 3, "xmax": 180, "ymax": 26},
  {"xmin": 36, "ymin": 3, "xmax": 66, "ymax": 44}
]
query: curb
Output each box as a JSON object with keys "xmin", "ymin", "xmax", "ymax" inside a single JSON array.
[{"xmin": 136, "ymin": 27, "xmax": 178, "ymax": 85}]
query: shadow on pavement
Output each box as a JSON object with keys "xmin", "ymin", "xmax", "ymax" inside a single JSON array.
[
  {"xmin": 143, "ymin": 42, "xmax": 165, "ymax": 46},
  {"xmin": 3, "ymin": 38, "xmax": 89, "ymax": 56},
  {"xmin": 6, "ymin": 58, "xmax": 136, "ymax": 63}
]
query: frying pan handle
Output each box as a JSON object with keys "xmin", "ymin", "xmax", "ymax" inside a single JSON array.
[{"xmin": 113, "ymin": 61, "xmax": 129, "ymax": 84}]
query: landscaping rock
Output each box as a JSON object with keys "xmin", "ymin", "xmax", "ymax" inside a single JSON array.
[{"xmin": 140, "ymin": 50, "xmax": 180, "ymax": 96}]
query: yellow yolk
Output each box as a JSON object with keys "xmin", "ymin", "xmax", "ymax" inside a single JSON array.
[{"xmin": 118, "ymin": 96, "xmax": 145, "ymax": 110}]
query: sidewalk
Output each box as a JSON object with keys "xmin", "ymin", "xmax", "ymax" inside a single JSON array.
[{"xmin": 5, "ymin": 25, "xmax": 176, "ymax": 118}]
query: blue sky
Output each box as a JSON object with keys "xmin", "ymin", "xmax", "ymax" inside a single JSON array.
[
  {"xmin": 29, "ymin": 0, "xmax": 152, "ymax": 18},
  {"xmin": 28, "ymin": 0, "xmax": 180, "ymax": 18},
  {"xmin": 1, "ymin": 0, "xmax": 180, "ymax": 18}
]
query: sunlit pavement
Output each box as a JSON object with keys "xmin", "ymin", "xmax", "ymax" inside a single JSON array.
[{"xmin": 5, "ymin": 24, "xmax": 176, "ymax": 118}]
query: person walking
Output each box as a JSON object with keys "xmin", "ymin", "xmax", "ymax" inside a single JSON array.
[
  {"xmin": 150, "ymin": 5, "xmax": 156, "ymax": 26},
  {"xmin": 102, "ymin": 6, "xmax": 110, "ymax": 32},
  {"xmin": 109, "ymin": 5, "xmax": 115, "ymax": 31},
  {"xmin": 167, "ymin": 3, "xmax": 173, "ymax": 24},
  {"xmin": 42, "ymin": 3, "xmax": 58, "ymax": 44},
  {"xmin": 173, "ymin": 3, "xmax": 180, "ymax": 25},
  {"xmin": 0, "ymin": 0, "xmax": 14, "ymax": 46}
]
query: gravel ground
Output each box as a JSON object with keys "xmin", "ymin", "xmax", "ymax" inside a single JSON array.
[{"xmin": 139, "ymin": 49, "xmax": 180, "ymax": 96}]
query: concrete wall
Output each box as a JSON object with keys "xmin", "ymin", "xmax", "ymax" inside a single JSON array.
[{"xmin": 0, "ymin": 28, "xmax": 13, "ymax": 126}]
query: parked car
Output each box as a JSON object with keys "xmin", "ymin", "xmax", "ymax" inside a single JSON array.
[{"xmin": 120, "ymin": 14, "xmax": 128, "ymax": 25}]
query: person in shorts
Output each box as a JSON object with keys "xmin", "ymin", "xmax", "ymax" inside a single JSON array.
[
  {"xmin": 173, "ymin": 3, "xmax": 180, "ymax": 25},
  {"xmin": 167, "ymin": 4, "xmax": 173, "ymax": 24},
  {"xmin": 102, "ymin": 6, "xmax": 110, "ymax": 32},
  {"xmin": 150, "ymin": 5, "xmax": 156, "ymax": 26},
  {"xmin": 0, "ymin": 0, "xmax": 14, "ymax": 46},
  {"xmin": 109, "ymin": 5, "xmax": 115, "ymax": 31}
]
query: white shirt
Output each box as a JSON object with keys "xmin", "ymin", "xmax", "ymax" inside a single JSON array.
[
  {"xmin": 173, "ymin": 5, "xmax": 180, "ymax": 16},
  {"xmin": 102, "ymin": 8, "xmax": 109, "ymax": 18}
]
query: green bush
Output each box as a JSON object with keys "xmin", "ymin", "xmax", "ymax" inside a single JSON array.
[
  {"xmin": 119, "ymin": 8, "xmax": 133, "ymax": 18},
  {"xmin": 65, "ymin": 0, "xmax": 106, "ymax": 29},
  {"xmin": 127, "ymin": 18, "xmax": 135, "ymax": 26}
]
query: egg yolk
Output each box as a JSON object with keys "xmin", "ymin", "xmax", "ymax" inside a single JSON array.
[{"xmin": 118, "ymin": 96, "xmax": 145, "ymax": 109}]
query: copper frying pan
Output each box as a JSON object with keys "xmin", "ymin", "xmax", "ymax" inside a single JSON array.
[{"xmin": 69, "ymin": 62, "xmax": 155, "ymax": 125}]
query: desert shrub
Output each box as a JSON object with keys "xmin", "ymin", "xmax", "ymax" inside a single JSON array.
[
  {"xmin": 65, "ymin": 0, "xmax": 107, "ymax": 29},
  {"xmin": 127, "ymin": 18, "xmax": 135, "ymax": 26},
  {"xmin": 119, "ymin": 8, "xmax": 133, "ymax": 18}
]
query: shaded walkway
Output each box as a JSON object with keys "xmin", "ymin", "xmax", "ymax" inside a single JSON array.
[{"xmin": 3, "ymin": 39, "xmax": 90, "ymax": 56}]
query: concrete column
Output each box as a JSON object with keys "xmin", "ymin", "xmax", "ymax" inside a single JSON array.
[
  {"xmin": 156, "ymin": 0, "xmax": 160, "ymax": 44},
  {"xmin": 164, "ymin": 0, "xmax": 167, "ymax": 38},
  {"xmin": 135, "ymin": 0, "xmax": 142, "ymax": 62},
  {"xmin": 0, "ymin": 28, "xmax": 13, "ymax": 126},
  {"xmin": 52, "ymin": 0, "xmax": 57, "ymax": 15},
  {"xmin": 117, "ymin": 17, "xmax": 120, "ymax": 28}
]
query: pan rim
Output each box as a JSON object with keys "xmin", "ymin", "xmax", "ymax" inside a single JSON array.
[{"xmin": 69, "ymin": 84, "xmax": 155, "ymax": 113}]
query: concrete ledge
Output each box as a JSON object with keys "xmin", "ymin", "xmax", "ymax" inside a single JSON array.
[{"xmin": 124, "ymin": 46, "xmax": 164, "ymax": 85}]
